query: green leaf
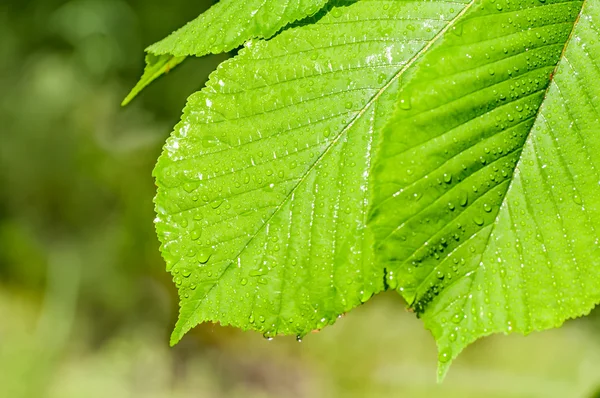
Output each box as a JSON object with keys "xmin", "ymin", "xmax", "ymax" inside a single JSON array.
[
  {"xmin": 369, "ymin": 0, "xmax": 600, "ymax": 381},
  {"xmin": 154, "ymin": 0, "xmax": 473, "ymax": 345},
  {"xmin": 122, "ymin": 0, "xmax": 330, "ymax": 105},
  {"xmin": 121, "ymin": 54, "xmax": 186, "ymax": 106}
]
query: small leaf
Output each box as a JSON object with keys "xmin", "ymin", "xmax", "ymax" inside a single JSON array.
[
  {"xmin": 122, "ymin": 54, "xmax": 185, "ymax": 106},
  {"xmin": 124, "ymin": 0, "xmax": 329, "ymax": 104}
]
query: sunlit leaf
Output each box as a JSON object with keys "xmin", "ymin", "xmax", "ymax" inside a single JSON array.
[
  {"xmin": 123, "ymin": 0, "xmax": 329, "ymax": 105},
  {"xmin": 154, "ymin": 0, "xmax": 472, "ymax": 345},
  {"xmin": 370, "ymin": 0, "xmax": 600, "ymax": 380}
]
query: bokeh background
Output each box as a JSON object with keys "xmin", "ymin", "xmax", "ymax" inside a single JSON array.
[{"xmin": 1, "ymin": 1, "xmax": 600, "ymax": 397}]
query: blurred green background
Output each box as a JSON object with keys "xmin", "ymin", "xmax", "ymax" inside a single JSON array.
[{"xmin": 1, "ymin": 1, "xmax": 600, "ymax": 397}]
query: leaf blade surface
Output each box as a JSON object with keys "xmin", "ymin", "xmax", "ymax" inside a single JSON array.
[
  {"xmin": 369, "ymin": 0, "xmax": 600, "ymax": 380},
  {"xmin": 155, "ymin": 0, "xmax": 473, "ymax": 344},
  {"xmin": 123, "ymin": 0, "xmax": 330, "ymax": 105}
]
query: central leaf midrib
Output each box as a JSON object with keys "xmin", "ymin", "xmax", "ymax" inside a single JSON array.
[
  {"xmin": 411, "ymin": 0, "xmax": 589, "ymax": 311},
  {"xmin": 475, "ymin": 0, "xmax": 589, "ymax": 273}
]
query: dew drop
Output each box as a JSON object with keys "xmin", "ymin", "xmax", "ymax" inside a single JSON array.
[
  {"xmin": 438, "ymin": 348, "xmax": 452, "ymax": 363},
  {"xmin": 399, "ymin": 96, "xmax": 412, "ymax": 110},
  {"xmin": 451, "ymin": 23, "xmax": 463, "ymax": 36},
  {"xmin": 459, "ymin": 191, "xmax": 469, "ymax": 207},
  {"xmin": 250, "ymin": 268, "xmax": 267, "ymax": 277},
  {"xmin": 197, "ymin": 248, "xmax": 213, "ymax": 264},
  {"xmin": 210, "ymin": 200, "xmax": 224, "ymax": 209},
  {"xmin": 183, "ymin": 183, "xmax": 197, "ymax": 193},
  {"xmin": 202, "ymin": 136, "xmax": 219, "ymax": 148},
  {"xmin": 191, "ymin": 229, "xmax": 202, "ymax": 241}
]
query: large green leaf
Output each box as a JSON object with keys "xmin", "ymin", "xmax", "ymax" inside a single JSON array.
[
  {"xmin": 122, "ymin": 0, "xmax": 330, "ymax": 105},
  {"xmin": 154, "ymin": 0, "xmax": 473, "ymax": 345},
  {"xmin": 370, "ymin": 0, "xmax": 600, "ymax": 380}
]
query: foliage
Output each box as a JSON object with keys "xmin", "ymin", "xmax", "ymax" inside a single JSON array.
[
  {"xmin": 133, "ymin": 0, "xmax": 600, "ymax": 379},
  {"xmin": 122, "ymin": 0, "xmax": 330, "ymax": 105}
]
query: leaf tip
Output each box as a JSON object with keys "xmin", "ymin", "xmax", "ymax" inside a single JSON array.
[
  {"xmin": 122, "ymin": 53, "xmax": 187, "ymax": 107},
  {"xmin": 436, "ymin": 357, "xmax": 452, "ymax": 383},
  {"xmin": 432, "ymin": 327, "xmax": 462, "ymax": 383},
  {"xmin": 121, "ymin": 92, "xmax": 136, "ymax": 107},
  {"xmin": 170, "ymin": 321, "xmax": 187, "ymax": 347},
  {"xmin": 170, "ymin": 304, "xmax": 196, "ymax": 346}
]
